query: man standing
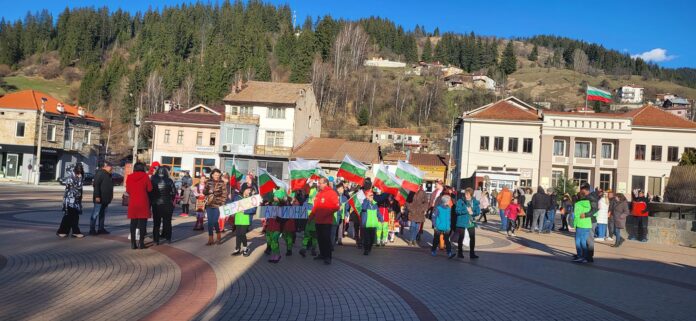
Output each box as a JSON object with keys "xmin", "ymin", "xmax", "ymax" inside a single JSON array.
[
  {"xmin": 90, "ymin": 161, "xmax": 114, "ymax": 235},
  {"xmin": 496, "ymin": 186, "xmax": 512, "ymax": 231},
  {"xmin": 181, "ymin": 170, "xmax": 193, "ymax": 188},
  {"xmin": 579, "ymin": 183, "xmax": 599, "ymax": 262},
  {"xmin": 530, "ymin": 186, "xmax": 548, "ymax": 233},
  {"xmin": 311, "ymin": 177, "xmax": 340, "ymax": 265}
]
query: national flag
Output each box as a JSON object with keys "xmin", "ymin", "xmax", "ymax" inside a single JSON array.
[
  {"xmin": 587, "ymin": 86, "xmax": 612, "ymax": 103},
  {"xmin": 310, "ymin": 167, "xmax": 327, "ymax": 181},
  {"xmin": 230, "ymin": 162, "xmax": 244, "ymax": 190},
  {"xmin": 257, "ymin": 168, "xmax": 287, "ymax": 196},
  {"xmin": 373, "ymin": 167, "xmax": 410, "ymax": 205},
  {"xmin": 395, "ymin": 160, "xmax": 424, "ymax": 192},
  {"xmin": 337, "ymin": 155, "xmax": 368, "ymax": 185},
  {"xmin": 348, "ymin": 190, "xmax": 366, "ymax": 215},
  {"xmin": 289, "ymin": 158, "xmax": 319, "ymax": 191}
]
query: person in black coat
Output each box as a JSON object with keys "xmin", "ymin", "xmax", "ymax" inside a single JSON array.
[
  {"xmin": 150, "ymin": 167, "xmax": 176, "ymax": 245},
  {"xmin": 90, "ymin": 161, "xmax": 114, "ymax": 235}
]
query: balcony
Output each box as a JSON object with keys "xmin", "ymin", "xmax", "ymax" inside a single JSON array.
[
  {"xmin": 573, "ymin": 157, "xmax": 595, "ymax": 167},
  {"xmin": 221, "ymin": 143, "xmax": 254, "ymax": 155},
  {"xmin": 255, "ymin": 145, "xmax": 292, "ymax": 157},
  {"xmin": 225, "ymin": 114, "xmax": 260, "ymax": 125},
  {"xmin": 600, "ymin": 158, "xmax": 618, "ymax": 167},
  {"xmin": 552, "ymin": 155, "xmax": 569, "ymax": 165}
]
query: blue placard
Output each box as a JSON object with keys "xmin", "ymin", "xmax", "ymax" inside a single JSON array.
[{"xmin": 261, "ymin": 204, "xmax": 312, "ymax": 219}]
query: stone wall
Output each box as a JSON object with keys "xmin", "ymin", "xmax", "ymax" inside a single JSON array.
[{"xmin": 625, "ymin": 215, "xmax": 696, "ymax": 248}]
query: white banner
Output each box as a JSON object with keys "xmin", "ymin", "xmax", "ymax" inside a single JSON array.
[{"xmin": 220, "ymin": 194, "xmax": 263, "ymax": 218}]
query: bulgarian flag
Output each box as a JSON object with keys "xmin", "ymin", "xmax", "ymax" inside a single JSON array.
[
  {"xmin": 587, "ymin": 86, "xmax": 612, "ymax": 103},
  {"xmin": 348, "ymin": 190, "xmax": 366, "ymax": 215},
  {"xmin": 310, "ymin": 167, "xmax": 327, "ymax": 181},
  {"xmin": 289, "ymin": 158, "xmax": 319, "ymax": 191},
  {"xmin": 257, "ymin": 168, "xmax": 287, "ymax": 196},
  {"xmin": 373, "ymin": 167, "xmax": 409, "ymax": 205},
  {"xmin": 230, "ymin": 162, "xmax": 244, "ymax": 190},
  {"xmin": 396, "ymin": 160, "xmax": 424, "ymax": 192},
  {"xmin": 337, "ymin": 155, "xmax": 368, "ymax": 185}
]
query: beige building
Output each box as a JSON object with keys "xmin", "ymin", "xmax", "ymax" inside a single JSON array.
[
  {"xmin": 371, "ymin": 127, "xmax": 426, "ymax": 152},
  {"xmin": 0, "ymin": 90, "xmax": 102, "ymax": 182},
  {"xmin": 452, "ymin": 97, "xmax": 696, "ymax": 198}
]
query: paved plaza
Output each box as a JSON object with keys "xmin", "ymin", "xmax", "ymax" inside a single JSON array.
[{"xmin": 0, "ymin": 184, "xmax": 695, "ymax": 321}]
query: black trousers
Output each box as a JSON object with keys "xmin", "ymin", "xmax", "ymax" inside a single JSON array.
[
  {"xmin": 130, "ymin": 219, "xmax": 147, "ymax": 246},
  {"xmin": 636, "ymin": 216, "xmax": 649, "ymax": 240},
  {"xmin": 58, "ymin": 208, "xmax": 82, "ymax": 235},
  {"xmin": 362, "ymin": 227, "xmax": 376, "ymax": 252},
  {"xmin": 478, "ymin": 208, "xmax": 488, "ymax": 222},
  {"xmin": 153, "ymin": 204, "xmax": 173, "ymax": 242},
  {"xmin": 431, "ymin": 230, "xmax": 452, "ymax": 252},
  {"xmin": 316, "ymin": 223, "xmax": 333, "ymax": 259},
  {"xmin": 182, "ymin": 204, "xmax": 190, "ymax": 214},
  {"xmin": 352, "ymin": 220, "xmax": 362, "ymax": 245},
  {"xmin": 456, "ymin": 227, "xmax": 476, "ymax": 256},
  {"xmin": 235, "ymin": 225, "xmax": 249, "ymax": 250}
]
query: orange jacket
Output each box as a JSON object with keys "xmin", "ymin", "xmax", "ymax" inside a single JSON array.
[{"xmin": 496, "ymin": 187, "xmax": 513, "ymax": 210}]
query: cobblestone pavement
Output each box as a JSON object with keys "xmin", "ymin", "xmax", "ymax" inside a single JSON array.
[{"xmin": 1, "ymin": 184, "xmax": 695, "ymax": 321}]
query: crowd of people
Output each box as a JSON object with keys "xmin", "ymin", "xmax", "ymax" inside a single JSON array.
[{"xmin": 57, "ymin": 161, "xmax": 653, "ymax": 266}]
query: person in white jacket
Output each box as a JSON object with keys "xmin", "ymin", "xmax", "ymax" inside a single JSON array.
[{"xmin": 595, "ymin": 193, "xmax": 609, "ymax": 241}]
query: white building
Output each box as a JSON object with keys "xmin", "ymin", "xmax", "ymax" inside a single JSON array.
[
  {"xmin": 452, "ymin": 97, "xmax": 696, "ymax": 198},
  {"xmin": 473, "ymin": 75, "xmax": 496, "ymax": 91},
  {"xmin": 618, "ymin": 85, "xmax": 644, "ymax": 104},
  {"xmin": 371, "ymin": 128, "xmax": 426, "ymax": 152},
  {"xmin": 364, "ymin": 58, "xmax": 407, "ymax": 68}
]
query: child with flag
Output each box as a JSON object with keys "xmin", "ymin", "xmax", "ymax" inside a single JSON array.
[
  {"xmin": 361, "ymin": 190, "xmax": 382, "ymax": 255},
  {"xmin": 332, "ymin": 183, "xmax": 348, "ymax": 248}
]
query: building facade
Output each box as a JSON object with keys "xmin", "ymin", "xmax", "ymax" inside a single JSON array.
[
  {"xmin": 618, "ymin": 85, "xmax": 644, "ymax": 104},
  {"xmin": 371, "ymin": 128, "xmax": 426, "ymax": 152},
  {"xmin": 452, "ymin": 97, "xmax": 696, "ymax": 198},
  {"xmin": 219, "ymin": 81, "xmax": 321, "ymax": 179},
  {"xmin": 0, "ymin": 90, "xmax": 102, "ymax": 182}
]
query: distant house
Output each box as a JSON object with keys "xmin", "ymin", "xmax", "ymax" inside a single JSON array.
[
  {"xmin": 290, "ymin": 137, "xmax": 379, "ymax": 177},
  {"xmin": 473, "ymin": 75, "xmax": 496, "ymax": 91},
  {"xmin": 364, "ymin": 57, "xmax": 407, "ymax": 68},
  {"xmin": 618, "ymin": 85, "xmax": 644, "ymax": 104},
  {"xmin": 443, "ymin": 73, "xmax": 496, "ymax": 92},
  {"xmin": 371, "ymin": 128, "xmax": 426, "ymax": 152},
  {"xmin": 663, "ymin": 97, "xmax": 692, "ymax": 119},
  {"xmin": 441, "ymin": 66, "xmax": 464, "ymax": 77},
  {"xmin": 383, "ymin": 152, "xmax": 448, "ymax": 191}
]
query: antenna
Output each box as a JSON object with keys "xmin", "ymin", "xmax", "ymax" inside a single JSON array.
[{"xmin": 292, "ymin": 10, "xmax": 296, "ymax": 30}]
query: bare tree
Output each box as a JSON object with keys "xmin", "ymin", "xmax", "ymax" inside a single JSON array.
[
  {"xmin": 183, "ymin": 74, "xmax": 195, "ymax": 107},
  {"xmin": 573, "ymin": 49, "xmax": 589, "ymax": 74},
  {"xmin": 145, "ymin": 70, "xmax": 164, "ymax": 115}
]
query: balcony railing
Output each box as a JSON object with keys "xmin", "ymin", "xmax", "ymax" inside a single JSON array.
[
  {"xmin": 552, "ymin": 155, "xmax": 569, "ymax": 165},
  {"xmin": 600, "ymin": 158, "xmax": 618, "ymax": 167},
  {"xmin": 573, "ymin": 157, "xmax": 595, "ymax": 167},
  {"xmin": 225, "ymin": 114, "xmax": 260, "ymax": 125},
  {"xmin": 255, "ymin": 145, "xmax": 291, "ymax": 157}
]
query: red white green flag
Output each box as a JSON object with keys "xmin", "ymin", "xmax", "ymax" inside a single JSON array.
[
  {"xmin": 587, "ymin": 86, "xmax": 612, "ymax": 103},
  {"xmin": 337, "ymin": 155, "xmax": 368, "ymax": 185},
  {"xmin": 310, "ymin": 167, "xmax": 327, "ymax": 181},
  {"xmin": 230, "ymin": 161, "xmax": 244, "ymax": 190},
  {"xmin": 289, "ymin": 158, "xmax": 319, "ymax": 191},
  {"xmin": 257, "ymin": 168, "xmax": 287, "ymax": 196},
  {"xmin": 396, "ymin": 160, "xmax": 424, "ymax": 192},
  {"xmin": 373, "ymin": 166, "xmax": 410, "ymax": 205},
  {"xmin": 347, "ymin": 190, "xmax": 366, "ymax": 215}
]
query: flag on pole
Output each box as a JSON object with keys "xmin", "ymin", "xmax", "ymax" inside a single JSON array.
[
  {"xmin": 373, "ymin": 167, "xmax": 410, "ymax": 205},
  {"xmin": 348, "ymin": 190, "xmax": 366, "ymax": 215},
  {"xmin": 230, "ymin": 162, "xmax": 244, "ymax": 190},
  {"xmin": 587, "ymin": 86, "xmax": 612, "ymax": 103},
  {"xmin": 257, "ymin": 168, "xmax": 287, "ymax": 196},
  {"xmin": 289, "ymin": 158, "xmax": 319, "ymax": 190},
  {"xmin": 396, "ymin": 160, "xmax": 424, "ymax": 192},
  {"xmin": 337, "ymin": 155, "xmax": 368, "ymax": 185},
  {"xmin": 310, "ymin": 167, "xmax": 328, "ymax": 181}
]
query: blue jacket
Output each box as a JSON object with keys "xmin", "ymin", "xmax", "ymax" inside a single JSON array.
[
  {"xmin": 360, "ymin": 199, "xmax": 383, "ymax": 226},
  {"xmin": 455, "ymin": 198, "xmax": 480, "ymax": 228},
  {"xmin": 432, "ymin": 205, "xmax": 452, "ymax": 232},
  {"xmin": 334, "ymin": 194, "xmax": 349, "ymax": 224}
]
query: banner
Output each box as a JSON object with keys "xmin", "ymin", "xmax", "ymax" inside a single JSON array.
[
  {"xmin": 261, "ymin": 204, "xmax": 313, "ymax": 219},
  {"xmin": 220, "ymin": 194, "xmax": 263, "ymax": 217}
]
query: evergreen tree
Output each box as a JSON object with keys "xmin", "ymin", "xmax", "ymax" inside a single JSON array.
[
  {"xmin": 314, "ymin": 15, "xmax": 339, "ymax": 61},
  {"xmin": 290, "ymin": 17, "xmax": 315, "ymax": 83},
  {"xmin": 358, "ymin": 107, "xmax": 369, "ymax": 126},
  {"xmin": 528, "ymin": 44, "xmax": 538, "ymax": 61},
  {"xmin": 679, "ymin": 149, "xmax": 696, "ymax": 166},
  {"xmin": 433, "ymin": 27, "xmax": 440, "ymax": 37},
  {"xmin": 421, "ymin": 38, "xmax": 432, "ymax": 62},
  {"xmin": 275, "ymin": 30, "xmax": 296, "ymax": 66},
  {"xmin": 501, "ymin": 41, "xmax": 517, "ymax": 75}
]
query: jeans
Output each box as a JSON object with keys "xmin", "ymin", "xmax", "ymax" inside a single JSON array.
[
  {"xmin": 58, "ymin": 208, "xmax": 82, "ymax": 235},
  {"xmin": 596, "ymin": 223, "xmax": 607, "ymax": 238},
  {"xmin": 499, "ymin": 209, "xmax": 507, "ymax": 230},
  {"xmin": 316, "ymin": 223, "xmax": 333, "ymax": 260},
  {"xmin": 614, "ymin": 227, "xmax": 623, "ymax": 246},
  {"xmin": 543, "ymin": 209, "xmax": 556, "ymax": 232},
  {"xmin": 532, "ymin": 209, "xmax": 546, "ymax": 231},
  {"xmin": 575, "ymin": 228, "xmax": 590, "ymax": 259},
  {"xmin": 90, "ymin": 203, "xmax": 108, "ymax": 232},
  {"xmin": 409, "ymin": 221, "xmax": 421, "ymax": 242},
  {"xmin": 206, "ymin": 207, "xmax": 220, "ymax": 236},
  {"xmin": 588, "ymin": 222, "xmax": 596, "ymax": 261}
]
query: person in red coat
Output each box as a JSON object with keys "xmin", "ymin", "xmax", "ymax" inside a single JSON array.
[
  {"xmin": 127, "ymin": 163, "xmax": 153, "ymax": 249},
  {"xmin": 311, "ymin": 177, "xmax": 340, "ymax": 265}
]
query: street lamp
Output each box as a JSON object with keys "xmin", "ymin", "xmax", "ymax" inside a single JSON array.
[
  {"xmin": 34, "ymin": 97, "xmax": 47, "ymax": 185},
  {"xmin": 131, "ymin": 93, "xmax": 142, "ymax": 164}
]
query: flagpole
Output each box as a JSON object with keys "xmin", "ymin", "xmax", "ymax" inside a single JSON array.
[{"xmin": 585, "ymin": 84, "xmax": 588, "ymax": 111}]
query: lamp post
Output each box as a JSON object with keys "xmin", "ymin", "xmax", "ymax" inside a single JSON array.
[
  {"xmin": 34, "ymin": 98, "xmax": 47, "ymax": 185},
  {"xmin": 131, "ymin": 93, "xmax": 142, "ymax": 164}
]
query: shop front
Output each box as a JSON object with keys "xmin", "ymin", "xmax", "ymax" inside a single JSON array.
[{"xmin": 0, "ymin": 144, "xmax": 35, "ymax": 182}]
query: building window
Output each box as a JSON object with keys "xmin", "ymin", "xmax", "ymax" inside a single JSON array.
[
  {"xmin": 522, "ymin": 138, "xmax": 533, "ymax": 153},
  {"xmin": 196, "ymin": 132, "xmax": 203, "ymax": 145},
  {"xmin": 47, "ymin": 125, "xmax": 56, "ymax": 142},
  {"xmin": 388, "ymin": 134, "xmax": 393, "ymax": 140},
  {"xmin": 164, "ymin": 129, "xmax": 170, "ymax": 143},
  {"xmin": 599, "ymin": 173, "xmax": 612, "ymax": 191},
  {"xmin": 572, "ymin": 170, "xmax": 590, "ymax": 187},
  {"xmin": 65, "ymin": 128, "xmax": 74, "ymax": 149},
  {"xmin": 83, "ymin": 130, "xmax": 91, "ymax": 145},
  {"xmin": 635, "ymin": 144, "xmax": 646, "ymax": 160},
  {"xmin": 229, "ymin": 106, "xmax": 239, "ymax": 115},
  {"xmin": 477, "ymin": 166, "xmax": 489, "ymax": 170},
  {"xmin": 493, "ymin": 137, "xmax": 503, "ymax": 151},
  {"xmin": 268, "ymin": 107, "xmax": 285, "ymax": 119},
  {"xmin": 177, "ymin": 130, "xmax": 184, "ymax": 144},
  {"xmin": 193, "ymin": 158, "xmax": 216, "ymax": 178},
  {"xmin": 265, "ymin": 131, "xmax": 284, "ymax": 147},
  {"xmin": 508, "ymin": 138, "xmax": 518, "ymax": 152},
  {"xmin": 210, "ymin": 132, "xmax": 216, "ymax": 146},
  {"xmin": 667, "ymin": 146, "xmax": 679, "ymax": 162},
  {"xmin": 229, "ymin": 127, "xmax": 251, "ymax": 145},
  {"xmin": 491, "ymin": 167, "xmax": 503, "ymax": 171},
  {"xmin": 480, "ymin": 136, "xmax": 489, "ymax": 151},
  {"xmin": 601, "ymin": 143, "xmax": 613, "ymax": 159},
  {"xmin": 161, "ymin": 156, "xmax": 182, "ymax": 172},
  {"xmin": 258, "ymin": 160, "xmax": 283, "ymax": 178},
  {"xmin": 240, "ymin": 106, "xmax": 253, "ymax": 116},
  {"xmin": 632, "ymin": 175, "xmax": 645, "ymax": 193},
  {"xmin": 15, "ymin": 122, "xmax": 25, "ymax": 137},
  {"xmin": 651, "ymin": 145, "xmax": 662, "ymax": 161},
  {"xmin": 648, "ymin": 176, "xmax": 662, "ymax": 196},
  {"xmin": 574, "ymin": 142, "xmax": 591, "ymax": 158},
  {"xmin": 519, "ymin": 179, "xmax": 532, "ymax": 187},
  {"xmin": 551, "ymin": 170, "xmax": 564, "ymax": 188},
  {"xmin": 553, "ymin": 140, "xmax": 565, "ymax": 156}
]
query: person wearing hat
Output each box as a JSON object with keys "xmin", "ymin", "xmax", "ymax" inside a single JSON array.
[
  {"xmin": 431, "ymin": 194, "xmax": 455, "ymax": 258},
  {"xmin": 360, "ymin": 190, "xmax": 382, "ymax": 255},
  {"xmin": 90, "ymin": 161, "xmax": 114, "ymax": 235}
]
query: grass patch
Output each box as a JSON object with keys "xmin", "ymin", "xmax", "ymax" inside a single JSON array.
[{"xmin": 0, "ymin": 76, "xmax": 74, "ymax": 102}]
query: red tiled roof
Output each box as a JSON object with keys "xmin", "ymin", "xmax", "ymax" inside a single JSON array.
[
  {"xmin": 409, "ymin": 153, "xmax": 447, "ymax": 167},
  {"xmin": 291, "ymin": 137, "xmax": 379, "ymax": 164},
  {"xmin": 147, "ymin": 105, "xmax": 224, "ymax": 125},
  {"xmin": 623, "ymin": 105, "xmax": 696, "ymax": 129},
  {"xmin": 223, "ymin": 81, "xmax": 311, "ymax": 105},
  {"xmin": 466, "ymin": 100, "xmax": 540, "ymax": 121},
  {"xmin": 0, "ymin": 90, "xmax": 103, "ymax": 122},
  {"xmin": 383, "ymin": 152, "xmax": 407, "ymax": 162}
]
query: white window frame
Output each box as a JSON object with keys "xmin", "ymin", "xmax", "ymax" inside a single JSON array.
[
  {"xmin": 15, "ymin": 121, "xmax": 26, "ymax": 137},
  {"xmin": 508, "ymin": 137, "xmax": 519, "ymax": 153},
  {"xmin": 267, "ymin": 107, "xmax": 285, "ymax": 119},
  {"xmin": 553, "ymin": 140, "xmax": 566, "ymax": 156},
  {"xmin": 551, "ymin": 169, "xmax": 565, "ymax": 188},
  {"xmin": 522, "ymin": 138, "xmax": 533, "ymax": 154},
  {"xmin": 599, "ymin": 171, "xmax": 613, "ymax": 191},
  {"xmin": 84, "ymin": 130, "xmax": 91, "ymax": 145},
  {"xmin": 480, "ymin": 136, "xmax": 489, "ymax": 151},
  {"xmin": 209, "ymin": 132, "xmax": 216, "ymax": 146},
  {"xmin": 177, "ymin": 130, "xmax": 184, "ymax": 144},
  {"xmin": 574, "ymin": 141, "xmax": 592, "ymax": 159},
  {"xmin": 572, "ymin": 169, "xmax": 591, "ymax": 187},
  {"xmin": 601, "ymin": 142, "xmax": 614, "ymax": 159},
  {"xmin": 47, "ymin": 124, "xmax": 56, "ymax": 142},
  {"xmin": 196, "ymin": 131, "xmax": 203, "ymax": 145},
  {"xmin": 667, "ymin": 146, "xmax": 679, "ymax": 162},
  {"xmin": 163, "ymin": 129, "xmax": 170, "ymax": 143},
  {"xmin": 493, "ymin": 137, "xmax": 504, "ymax": 152},
  {"xmin": 265, "ymin": 131, "xmax": 284, "ymax": 147},
  {"xmin": 651, "ymin": 145, "xmax": 663, "ymax": 162},
  {"xmin": 240, "ymin": 106, "xmax": 253, "ymax": 116}
]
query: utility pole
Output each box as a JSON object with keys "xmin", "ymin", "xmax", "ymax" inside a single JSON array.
[
  {"xmin": 447, "ymin": 117, "xmax": 455, "ymax": 187},
  {"xmin": 132, "ymin": 93, "xmax": 142, "ymax": 164},
  {"xmin": 34, "ymin": 98, "xmax": 47, "ymax": 185}
]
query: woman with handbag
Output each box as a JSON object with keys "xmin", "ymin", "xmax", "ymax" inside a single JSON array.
[
  {"xmin": 204, "ymin": 169, "xmax": 227, "ymax": 245},
  {"xmin": 192, "ymin": 176, "xmax": 208, "ymax": 231},
  {"xmin": 57, "ymin": 163, "xmax": 85, "ymax": 238},
  {"xmin": 454, "ymin": 188, "xmax": 480, "ymax": 259},
  {"xmin": 126, "ymin": 163, "xmax": 153, "ymax": 249}
]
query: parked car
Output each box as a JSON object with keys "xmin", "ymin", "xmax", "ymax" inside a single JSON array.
[{"xmin": 111, "ymin": 172, "xmax": 124, "ymax": 186}]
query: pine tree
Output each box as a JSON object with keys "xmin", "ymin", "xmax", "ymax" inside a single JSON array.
[
  {"xmin": 290, "ymin": 17, "xmax": 315, "ymax": 83},
  {"xmin": 358, "ymin": 107, "xmax": 369, "ymax": 126},
  {"xmin": 314, "ymin": 15, "xmax": 339, "ymax": 61},
  {"xmin": 501, "ymin": 41, "xmax": 517, "ymax": 75},
  {"xmin": 433, "ymin": 27, "xmax": 440, "ymax": 37},
  {"xmin": 421, "ymin": 37, "xmax": 432, "ymax": 62},
  {"xmin": 528, "ymin": 44, "xmax": 538, "ymax": 61},
  {"xmin": 275, "ymin": 30, "xmax": 295, "ymax": 66}
]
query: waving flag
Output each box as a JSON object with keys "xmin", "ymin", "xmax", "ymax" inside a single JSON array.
[
  {"xmin": 337, "ymin": 155, "xmax": 368, "ymax": 185},
  {"xmin": 230, "ymin": 162, "xmax": 244, "ymax": 190},
  {"xmin": 289, "ymin": 158, "xmax": 319, "ymax": 190},
  {"xmin": 348, "ymin": 190, "xmax": 366, "ymax": 215},
  {"xmin": 396, "ymin": 160, "xmax": 424, "ymax": 192},
  {"xmin": 374, "ymin": 167, "xmax": 409, "ymax": 205},
  {"xmin": 587, "ymin": 86, "xmax": 612, "ymax": 103},
  {"xmin": 257, "ymin": 168, "xmax": 287, "ymax": 196}
]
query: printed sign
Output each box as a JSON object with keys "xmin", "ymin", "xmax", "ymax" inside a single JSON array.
[
  {"xmin": 261, "ymin": 205, "xmax": 312, "ymax": 219},
  {"xmin": 220, "ymin": 194, "xmax": 263, "ymax": 217}
]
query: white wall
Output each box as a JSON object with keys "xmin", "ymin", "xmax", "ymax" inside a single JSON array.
[{"xmin": 254, "ymin": 105, "xmax": 295, "ymax": 148}]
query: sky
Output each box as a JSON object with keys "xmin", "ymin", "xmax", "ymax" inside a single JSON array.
[{"xmin": 1, "ymin": 0, "xmax": 693, "ymax": 68}]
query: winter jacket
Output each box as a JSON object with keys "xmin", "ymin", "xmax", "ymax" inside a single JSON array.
[
  {"xmin": 547, "ymin": 194, "xmax": 558, "ymax": 211},
  {"xmin": 92, "ymin": 168, "xmax": 114, "ymax": 204},
  {"xmin": 181, "ymin": 186, "xmax": 193, "ymax": 205},
  {"xmin": 505, "ymin": 203, "xmax": 522, "ymax": 220},
  {"xmin": 455, "ymin": 198, "xmax": 480, "ymax": 229},
  {"xmin": 181, "ymin": 175, "xmax": 193, "ymax": 188},
  {"xmin": 585, "ymin": 191, "xmax": 600, "ymax": 223},
  {"xmin": 149, "ymin": 167, "xmax": 176, "ymax": 206},
  {"xmin": 204, "ymin": 179, "xmax": 227, "ymax": 208},
  {"xmin": 479, "ymin": 194, "xmax": 490, "ymax": 209},
  {"xmin": 631, "ymin": 197, "xmax": 649, "ymax": 217},
  {"xmin": 407, "ymin": 189, "xmax": 428, "ymax": 223},
  {"xmin": 334, "ymin": 194, "xmax": 349, "ymax": 225},
  {"xmin": 429, "ymin": 188, "xmax": 443, "ymax": 208},
  {"xmin": 361, "ymin": 199, "xmax": 383, "ymax": 227},
  {"xmin": 612, "ymin": 200, "xmax": 629, "ymax": 229},
  {"xmin": 433, "ymin": 205, "xmax": 452, "ymax": 232},
  {"xmin": 311, "ymin": 186, "xmax": 340, "ymax": 225},
  {"xmin": 496, "ymin": 187, "xmax": 513, "ymax": 210},
  {"xmin": 573, "ymin": 199, "xmax": 592, "ymax": 229},
  {"xmin": 126, "ymin": 171, "xmax": 153, "ymax": 219},
  {"xmin": 596, "ymin": 198, "xmax": 609, "ymax": 224},
  {"xmin": 531, "ymin": 186, "xmax": 549, "ymax": 210},
  {"xmin": 62, "ymin": 166, "xmax": 83, "ymax": 213}
]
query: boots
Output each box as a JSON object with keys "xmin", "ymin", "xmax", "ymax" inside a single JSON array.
[
  {"xmin": 206, "ymin": 235, "xmax": 214, "ymax": 246},
  {"xmin": 268, "ymin": 254, "xmax": 281, "ymax": 263},
  {"xmin": 131, "ymin": 240, "xmax": 138, "ymax": 250},
  {"xmin": 216, "ymin": 232, "xmax": 222, "ymax": 245}
]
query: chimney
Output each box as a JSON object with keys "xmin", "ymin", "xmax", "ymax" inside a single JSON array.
[
  {"xmin": 236, "ymin": 79, "xmax": 243, "ymax": 93},
  {"xmin": 164, "ymin": 100, "xmax": 172, "ymax": 112},
  {"xmin": 77, "ymin": 106, "xmax": 85, "ymax": 117},
  {"xmin": 56, "ymin": 103, "xmax": 65, "ymax": 113}
]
